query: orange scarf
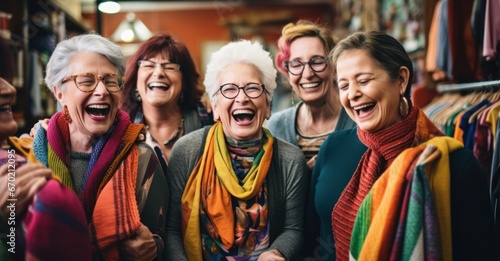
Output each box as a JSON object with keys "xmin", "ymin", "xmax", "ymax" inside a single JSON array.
[
  {"xmin": 332, "ymin": 107, "xmax": 444, "ymax": 261},
  {"xmin": 181, "ymin": 122, "xmax": 274, "ymax": 260}
]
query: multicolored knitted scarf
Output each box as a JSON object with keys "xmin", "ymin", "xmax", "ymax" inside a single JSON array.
[
  {"xmin": 181, "ymin": 122, "xmax": 274, "ymax": 260},
  {"xmin": 30, "ymin": 110, "xmax": 144, "ymax": 259},
  {"xmin": 349, "ymin": 136, "xmax": 462, "ymax": 261},
  {"xmin": 31, "ymin": 110, "xmax": 142, "ymax": 220},
  {"xmin": 332, "ymin": 106, "xmax": 444, "ymax": 261},
  {"xmin": 4, "ymin": 137, "xmax": 90, "ymax": 260}
]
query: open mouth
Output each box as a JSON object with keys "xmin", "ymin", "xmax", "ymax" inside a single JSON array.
[
  {"xmin": 232, "ymin": 109, "xmax": 255, "ymax": 123},
  {"xmin": 147, "ymin": 82, "xmax": 170, "ymax": 91},
  {"xmin": 353, "ymin": 103, "xmax": 375, "ymax": 116},
  {"xmin": 85, "ymin": 104, "xmax": 110, "ymax": 118},
  {"xmin": 300, "ymin": 82, "xmax": 320, "ymax": 89},
  {"xmin": 0, "ymin": 104, "xmax": 12, "ymax": 113}
]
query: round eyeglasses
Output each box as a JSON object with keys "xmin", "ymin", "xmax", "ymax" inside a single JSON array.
[
  {"xmin": 138, "ymin": 60, "xmax": 181, "ymax": 72},
  {"xmin": 284, "ymin": 56, "xmax": 328, "ymax": 76},
  {"xmin": 219, "ymin": 83, "xmax": 265, "ymax": 99},
  {"xmin": 61, "ymin": 73, "xmax": 125, "ymax": 93}
]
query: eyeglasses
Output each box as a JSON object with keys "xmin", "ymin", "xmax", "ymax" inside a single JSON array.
[
  {"xmin": 219, "ymin": 83, "xmax": 265, "ymax": 99},
  {"xmin": 138, "ymin": 60, "xmax": 181, "ymax": 72},
  {"xmin": 284, "ymin": 56, "xmax": 328, "ymax": 76},
  {"xmin": 61, "ymin": 73, "xmax": 125, "ymax": 93}
]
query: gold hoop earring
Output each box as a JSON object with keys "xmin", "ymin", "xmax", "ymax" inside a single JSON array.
[
  {"xmin": 399, "ymin": 96, "xmax": 409, "ymax": 118},
  {"xmin": 63, "ymin": 105, "xmax": 72, "ymax": 123}
]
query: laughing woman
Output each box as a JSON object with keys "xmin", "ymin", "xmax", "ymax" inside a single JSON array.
[
  {"xmin": 32, "ymin": 34, "xmax": 169, "ymax": 260},
  {"xmin": 166, "ymin": 40, "xmax": 308, "ymax": 260},
  {"xmin": 121, "ymin": 34, "xmax": 213, "ymax": 172}
]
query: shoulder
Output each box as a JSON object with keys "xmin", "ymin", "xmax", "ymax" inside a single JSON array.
[
  {"xmin": 174, "ymin": 127, "xmax": 205, "ymax": 148},
  {"xmin": 274, "ymin": 138, "xmax": 306, "ymax": 164},
  {"xmin": 323, "ymin": 128, "xmax": 364, "ymax": 150},
  {"xmin": 171, "ymin": 127, "xmax": 207, "ymax": 162},
  {"xmin": 267, "ymin": 106, "xmax": 296, "ymax": 127}
]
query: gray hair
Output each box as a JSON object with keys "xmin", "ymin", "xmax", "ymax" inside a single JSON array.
[
  {"xmin": 203, "ymin": 40, "xmax": 277, "ymax": 103},
  {"xmin": 45, "ymin": 33, "xmax": 125, "ymax": 94}
]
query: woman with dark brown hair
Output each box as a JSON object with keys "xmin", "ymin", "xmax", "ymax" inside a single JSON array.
[{"xmin": 121, "ymin": 34, "xmax": 213, "ymax": 171}]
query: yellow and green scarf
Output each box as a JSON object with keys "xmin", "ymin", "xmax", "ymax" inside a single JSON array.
[{"xmin": 181, "ymin": 122, "xmax": 274, "ymax": 260}]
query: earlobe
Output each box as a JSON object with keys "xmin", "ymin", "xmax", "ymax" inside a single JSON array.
[{"xmin": 211, "ymin": 101, "xmax": 220, "ymax": 121}]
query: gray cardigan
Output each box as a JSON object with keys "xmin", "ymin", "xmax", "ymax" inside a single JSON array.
[
  {"xmin": 165, "ymin": 127, "xmax": 308, "ymax": 260},
  {"xmin": 266, "ymin": 102, "xmax": 357, "ymax": 146}
]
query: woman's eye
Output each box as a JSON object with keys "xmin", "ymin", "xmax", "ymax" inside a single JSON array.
[{"xmin": 358, "ymin": 79, "xmax": 370, "ymax": 85}]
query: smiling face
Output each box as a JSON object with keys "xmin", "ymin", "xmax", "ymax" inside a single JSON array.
[
  {"xmin": 336, "ymin": 49, "xmax": 408, "ymax": 132},
  {"xmin": 136, "ymin": 53, "xmax": 183, "ymax": 108},
  {"xmin": 54, "ymin": 52, "xmax": 122, "ymax": 137},
  {"xmin": 0, "ymin": 77, "xmax": 17, "ymax": 141},
  {"xmin": 287, "ymin": 36, "xmax": 332, "ymax": 103},
  {"xmin": 211, "ymin": 62, "xmax": 271, "ymax": 141}
]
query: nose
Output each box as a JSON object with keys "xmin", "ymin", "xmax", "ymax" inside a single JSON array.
[
  {"xmin": 234, "ymin": 88, "xmax": 249, "ymax": 103},
  {"xmin": 302, "ymin": 64, "xmax": 314, "ymax": 78},
  {"xmin": 152, "ymin": 64, "xmax": 166, "ymax": 77},
  {"xmin": 0, "ymin": 78, "xmax": 16, "ymax": 97},
  {"xmin": 347, "ymin": 83, "xmax": 360, "ymax": 100},
  {"xmin": 93, "ymin": 79, "xmax": 110, "ymax": 95}
]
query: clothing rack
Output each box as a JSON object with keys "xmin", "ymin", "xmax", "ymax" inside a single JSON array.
[{"xmin": 437, "ymin": 80, "xmax": 500, "ymax": 93}]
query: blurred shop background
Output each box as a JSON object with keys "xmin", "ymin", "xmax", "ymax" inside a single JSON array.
[{"xmin": 1, "ymin": 0, "xmax": 492, "ymax": 135}]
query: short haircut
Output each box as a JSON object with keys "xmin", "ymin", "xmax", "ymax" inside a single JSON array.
[
  {"xmin": 275, "ymin": 20, "xmax": 335, "ymax": 77},
  {"xmin": 203, "ymin": 40, "xmax": 276, "ymax": 103},
  {"xmin": 45, "ymin": 33, "xmax": 125, "ymax": 94}
]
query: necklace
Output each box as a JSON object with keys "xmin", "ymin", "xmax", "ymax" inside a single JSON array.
[
  {"xmin": 145, "ymin": 118, "xmax": 184, "ymax": 147},
  {"xmin": 163, "ymin": 118, "xmax": 184, "ymax": 147}
]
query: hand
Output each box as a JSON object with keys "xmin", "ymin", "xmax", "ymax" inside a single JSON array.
[
  {"xmin": 258, "ymin": 249, "xmax": 285, "ymax": 261},
  {"xmin": 121, "ymin": 224, "xmax": 157, "ymax": 261},
  {"xmin": 29, "ymin": 119, "xmax": 49, "ymax": 137},
  {"xmin": 0, "ymin": 163, "xmax": 52, "ymax": 218},
  {"xmin": 307, "ymin": 154, "xmax": 318, "ymax": 170}
]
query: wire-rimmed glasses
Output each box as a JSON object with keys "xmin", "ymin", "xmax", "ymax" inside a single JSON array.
[
  {"xmin": 219, "ymin": 83, "xmax": 265, "ymax": 99},
  {"xmin": 284, "ymin": 56, "xmax": 328, "ymax": 76},
  {"xmin": 61, "ymin": 73, "xmax": 125, "ymax": 93}
]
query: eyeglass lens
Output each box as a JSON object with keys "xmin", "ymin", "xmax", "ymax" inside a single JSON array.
[
  {"xmin": 286, "ymin": 56, "xmax": 328, "ymax": 76},
  {"xmin": 75, "ymin": 74, "xmax": 123, "ymax": 92},
  {"xmin": 220, "ymin": 83, "xmax": 264, "ymax": 99}
]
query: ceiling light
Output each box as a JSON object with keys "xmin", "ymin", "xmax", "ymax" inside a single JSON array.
[
  {"xmin": 98, "ymin": 1, "xmax": 121, "ymax": 14},
  {"xmin": 111, "ymin": 12, "xmax": 153, "ymax": 43}
]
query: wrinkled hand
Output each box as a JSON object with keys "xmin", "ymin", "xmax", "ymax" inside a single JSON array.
[
  {"xmin": 307, "ymin": 155, "xmax": 317, "ymax": 170},
  {"xmin": 258, "ymin": 249, "xmax": 285, "ymax": 261},
  {"xmin": 0, "ymin": 163, "xmax": 52, "ymax": 218},
  {"xmin": 29, "ymin": 119, "xmax": 49, "ymax": 137},
  {"xmin": 121, "ymin": 224, "xmax": 157, "ymax": 261}
]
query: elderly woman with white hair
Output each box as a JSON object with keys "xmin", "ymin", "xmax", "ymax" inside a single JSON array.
[{"xmin": 166, "ymin": 40, "xmax": 308, "ymax": 260}]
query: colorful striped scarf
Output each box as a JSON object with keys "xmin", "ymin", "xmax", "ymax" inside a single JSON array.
[
  {"xmin": 349, "ymin": 136, "xmax": 462, "ymax": 261},
  {"xmin": 181, "ymin": 122, "xmax": 274, "ymax": 260},
  {"xmin": 4, "ymin": 137, "xmax": 90, "ymax": 260},
  {"xmin": 30, "ymin": 110, "xmax": 144, "ymax": 259},
  {"xmin": 332, "ymin": 107, "xmax": 444, "ymax": 261}
]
